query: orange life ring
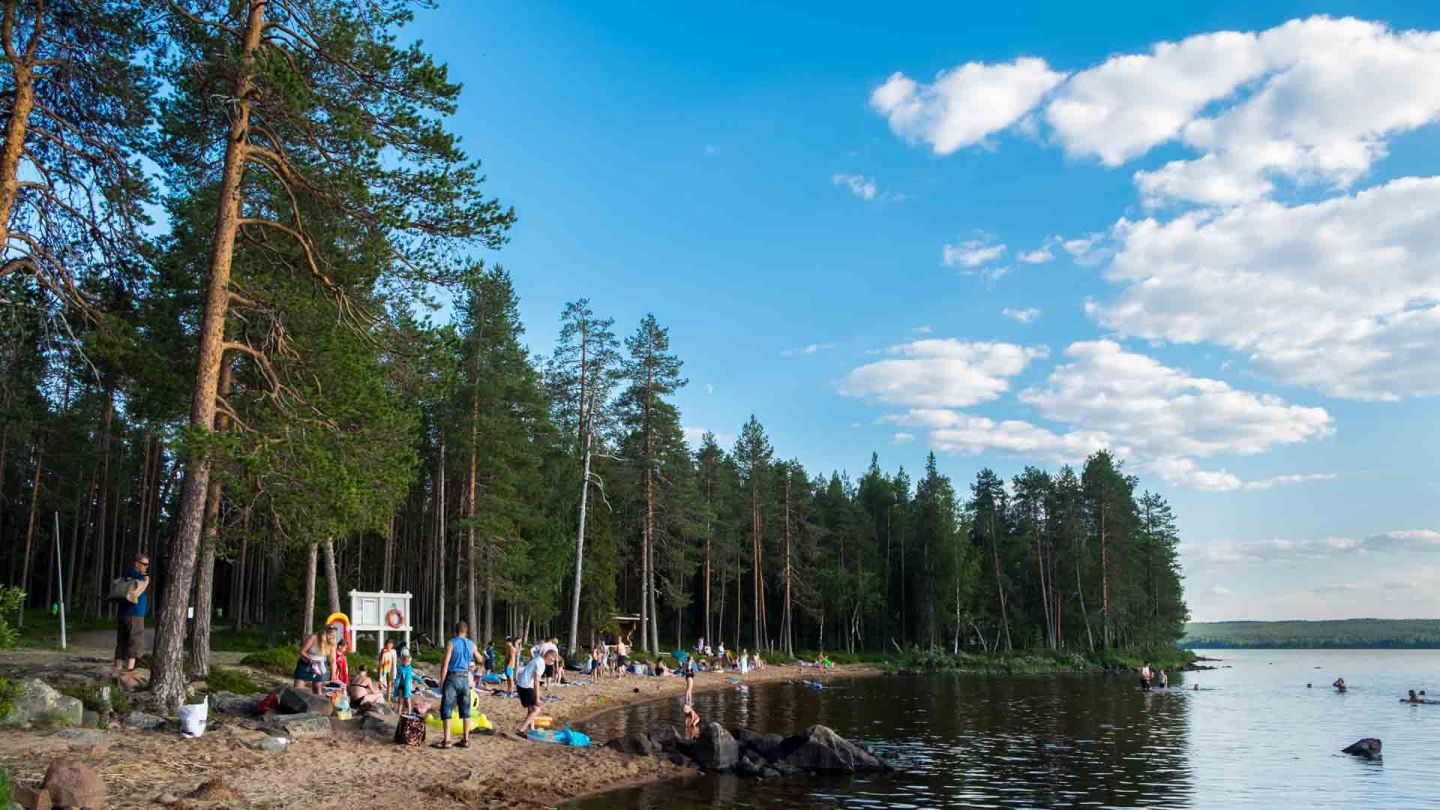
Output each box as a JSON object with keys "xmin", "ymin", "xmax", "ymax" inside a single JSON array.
[{"xmin": 385, "ymin": 608, "xmax": 404, "ymax": 629}]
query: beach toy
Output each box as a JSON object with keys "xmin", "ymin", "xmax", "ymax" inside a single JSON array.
[
  {"xmin": 325, "ymin": 611, "xmax": 352, "ymax": 650},
  {"xmin": 527, "ymin": 726, "xmax": 590, "ymax": 747},
  {"xmin": 533, "ymin": 715, "xmax": 555, "ymax": 729},
  {"xmin": 424, "ymin": 690, "xmax": 491, "ymax": 734}
]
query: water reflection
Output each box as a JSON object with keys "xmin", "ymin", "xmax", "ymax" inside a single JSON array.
[{"xmin": 572, "ymin": 673, "xmax": 1193, "ymax": 808}]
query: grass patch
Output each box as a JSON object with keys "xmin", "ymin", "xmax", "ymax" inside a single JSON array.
[
  {"xmin": 0, "ymin": 766, "xmax": 11, "ymax": 805},
  {"xmin": 33, "ymin": 708, "xmax": 75, "ymax": 729},
  {"xmin": 0, "ymin": 677, "xmax": 17, "ymax": 721},
  {"xmin": 205, "ymin": 666, "xmax": 262, "ymax": 694},
  {"xmin": 239, "ymin": 647, "xmax": 296, "ymax": 677},
  {"xmin": 12, "ymin": 607, "xmax": 112, "ymax": 649}
]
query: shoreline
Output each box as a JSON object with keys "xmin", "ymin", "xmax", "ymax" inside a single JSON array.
[{"xmin": 0, "ymin": 659, "xmax": 875, "ymax": 809}]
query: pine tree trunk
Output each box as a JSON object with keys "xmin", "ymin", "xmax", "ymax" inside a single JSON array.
[
  {"xmin": 1099, "ymin": 486, "xmax": 1110, "ymax": 649},
  {"xmin": 466, "ymin": 399, "xmax": 478, "ymax": 636},
  {"xmin": 989, "ymin": 513, "xmax": 1012, "ymax": 651},
  {"xmin": 0, "ymin": 6, "xmax": 37, "ymax": 250},
  {"xmin": 382, "ymin": 515, "xmax": 394, "ymax": 593},
  {"xmin": 303, "ymin": 543, "xmax": 317, "ymax": 637},
  {"xmin": 151, "ymin": 0, "xmax": 266, "ymax": 711},
  {"xmin": 437, "ymin": 441, "xmax": 446, "ymax": 643},
  {"xmin": 323, "ymin": 539, "xmax": 341, "ymax": 616},
  {"xmin": 188, "ymin": 474, "xmax": 221, "ymax": 677},
  {"xmin": 90, "ymin": 389, "xmax": 114, "ymax": 617},
  {"xmin": 17, "ymin": 444, "xmax": 42, "ymax": 624},
  {"xmin": 566, "ymin": 430, "xmax": 592, "ymax": 656}
]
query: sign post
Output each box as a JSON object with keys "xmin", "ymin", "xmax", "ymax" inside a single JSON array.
[{"xmin": 349, "ymin": 590, "xmax": 412, "ymax": 651}]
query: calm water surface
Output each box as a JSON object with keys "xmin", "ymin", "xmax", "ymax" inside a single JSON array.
[{"xmin": 568, "ymin": 650, "xmax": 1440, "ymax": 809}]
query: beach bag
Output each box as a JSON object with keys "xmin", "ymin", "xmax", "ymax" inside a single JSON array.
[
  {"xmin": 179, "ymin": 698, "xmax": 208, "ymax": 738},
  {"xmin": 108, "ymin": 577, "xmax": 142, "ymax": 604},
  {"xmin": 394, "ymin": 713, "xmax": 426, "ymax": 746}
]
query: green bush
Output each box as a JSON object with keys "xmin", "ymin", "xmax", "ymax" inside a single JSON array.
[
  {"xmin": 205, "ymin": 667, "xmax": 261, "ymax": 694},
  {"xmin": 0, "ymin": 587, "xmax": 24, "ymax": 649},
  {"xmin": 0, "ymin": 765, "xmax": 12, "ymax": 806},
  {"xmin": 34, "ymin": 708, "xmax": 74, "ymax": 729}
]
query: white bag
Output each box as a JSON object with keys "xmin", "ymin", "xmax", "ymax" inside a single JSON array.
[{"xmin": 179, "ymin": 698, "xmax": 209, "ymax": 738}]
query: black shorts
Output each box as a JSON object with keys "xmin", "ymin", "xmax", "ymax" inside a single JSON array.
[
  {"xmin": 544, "ymin": 663, "xmax": 556, "ymax": 679},
  {"xmin": 617, "ymin": 655, "xmax": 630, "ymax": 668},
  {"xmin": 684, "ymin": 670, "xmax": 694, "ymax": 680},
  {"xmin": 517, "ymin": 686, "xmax": 538, "ymax": 709}
]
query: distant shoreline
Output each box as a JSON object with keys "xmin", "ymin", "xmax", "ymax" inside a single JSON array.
[{"xmin": 1184, "ymin": 618, "xmax": 1440, "ymax": 650}]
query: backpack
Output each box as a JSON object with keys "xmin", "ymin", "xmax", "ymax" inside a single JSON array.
[{"xmin": 394, "ymin": 713, "xmax": 426, "ymax": 746}]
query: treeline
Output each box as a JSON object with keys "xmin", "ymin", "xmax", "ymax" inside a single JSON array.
[
  {"xmin": 1184, "ymin": 620, "xmax": 1440, "ymax": 649},
  {"xmin": 0, "ymin": 1, "xmax": 1187, "ymax": 709}
]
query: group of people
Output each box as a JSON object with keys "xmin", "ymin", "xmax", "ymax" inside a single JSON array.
[{"xmin": 1139, "ymin": 661, "xmax": 1170, "ymax": 690}]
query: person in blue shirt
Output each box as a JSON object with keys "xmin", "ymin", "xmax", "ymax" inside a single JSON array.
[
  {"xmin": 113, "ymin": 554, "xmax": 151, "ymax": 677},
  {"xmin": 435, "ymin": 620, "xmax": 476, "ymax": 749}
]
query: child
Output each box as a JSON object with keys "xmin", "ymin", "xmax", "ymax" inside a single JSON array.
[
  {"xmin": 683, "ymin": 702, "xmax": 701, "ymax": 739},
  {"xmin": 333, "ymin": 636, "xmax": 351, "ymax": 685},
  {"xmin": 377, "ymin": 639, "xmax": 397, "ymax": 695},
  {"xmin": 393, "ymin": 649, "xmax": 416, "ymax": 714}
]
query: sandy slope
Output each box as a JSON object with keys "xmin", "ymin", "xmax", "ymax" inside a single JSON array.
[{"xmin": 0, "ymin": 661, "xmax": 867, "ymax": 808}]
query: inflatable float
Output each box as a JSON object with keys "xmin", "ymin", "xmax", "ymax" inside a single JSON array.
[
  {"xmin": 424, "ymin": 690, "xmax": 492, "ymax": 734},
  {"xmin": 527, "ymin": 727, "xmax": 590, "ymax": 747}
]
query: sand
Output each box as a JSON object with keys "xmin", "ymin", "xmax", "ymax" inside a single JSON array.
[{"xmin": 0, "ymin": 660, "xmax": 871, "ymax": 808}]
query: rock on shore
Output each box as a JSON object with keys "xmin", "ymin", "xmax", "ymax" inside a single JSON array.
[{"xmin": 607, "ymin": 722, "xmax": 891, "ymax": 778}]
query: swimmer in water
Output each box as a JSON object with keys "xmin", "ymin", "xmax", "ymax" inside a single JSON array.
[{"xmin": 1333, "ymin": 677, "xmax": 1347, "ymax": 693}]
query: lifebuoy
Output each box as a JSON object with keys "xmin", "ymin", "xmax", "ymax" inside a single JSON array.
[{"xmin": 385, "ymin": 608, "xmax": 404, "ymax": 629}]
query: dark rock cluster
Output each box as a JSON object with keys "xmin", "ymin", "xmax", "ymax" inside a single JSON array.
[{"xmin": 606, "ymin": 722, "xmax": 892, "ymax": 779}]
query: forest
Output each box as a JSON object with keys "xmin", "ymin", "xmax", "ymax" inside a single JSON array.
[
  {"xmin": 1184, "ymin": 620, "xmax": 1440, "ymax": 649},
  {"xmin": 0, "ymin": 1, "xmax": 1187, "ymax": 710}
]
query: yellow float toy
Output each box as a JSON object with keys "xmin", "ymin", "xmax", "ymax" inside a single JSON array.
[{"xmin": 424, "ymin": 688, "xmax": 492, "ymax": 734}]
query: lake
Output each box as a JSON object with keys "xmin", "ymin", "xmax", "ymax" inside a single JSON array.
[{"xmin": 568, "ymin": 649, "xmax": 1440, "ymax": 808}]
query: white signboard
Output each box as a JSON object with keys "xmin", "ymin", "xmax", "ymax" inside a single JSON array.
[{"xmin": 349, "ymin": 590, "xmax": 412, "ymax": 650}]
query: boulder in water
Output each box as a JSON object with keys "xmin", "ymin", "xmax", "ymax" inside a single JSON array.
[
  {"xmin": 693, "ymin": 722, "xmax": 739, "ymax": 771},
  {"xmin": 776, "ymin": 724, "xmax": 888, "ymax": 772},
  {"xmin": 605, "ymin": 731, "xmax": 660, "ymax": 756},
  {"xmin": 1342, "ymin": 738, "xmax": 1382, "ymax": 760}
]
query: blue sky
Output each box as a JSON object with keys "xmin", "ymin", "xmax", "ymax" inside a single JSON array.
[{"xmin": 409, "ymin": 3, "xmax": 1440, "ymax": 622}]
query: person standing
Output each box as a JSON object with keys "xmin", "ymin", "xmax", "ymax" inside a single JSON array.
[
  {"xmin": 682, "ymin": 652, "xmax": 697, "ymax": 703},
  {"xmin": 436, "ymin": 621, "xmax": 477, "ymax": 749},
  {"xmin": 293, "ymin": 626, "xmax": 337, "ymax": 694},
  {"xmin": 1139, "ymin": 661, "xmax": 1153, "ymax": 691},
  {"xmin": 113, "ymin": 554, "xmax": 150, "ymax": 679},
  {"xmin": 514, "ymin": 644, "xmax": 558, "ymax": 738},
  {"xmin": 614, "ymin": 633, "xmax": 631, "ymax": 679},
  {"xmin": 505, "ymin": 636, "xmax": 520, "ymax": 692}
]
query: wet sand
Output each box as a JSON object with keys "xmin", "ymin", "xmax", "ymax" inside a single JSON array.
[{"xmin": 0, "ymin": 661, "xmax": 871, "ymax": 808}]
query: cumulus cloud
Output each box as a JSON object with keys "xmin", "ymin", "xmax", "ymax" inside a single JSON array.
[
  {"xmin": 870, "ymin": 58, "xmax": 1066, "ymax": 154},
  {"xmin": 852, "ymin": 341, "xmax": 1333, "ymax": 492},
  {"xmin": 1018, "ymin": 244, "xmax": 1056, "ymax": 264},
  {"xmin": 1020, "ymin": 340, "xmax": 1334, "ymax": 458},
  {"xmin": 875, "ymin": 17, "xmax": 1440, "ymax": 205},
  {"xmin": 1095, "ymin": 176, "xmax": 1440, "ymax": 400},
  {"xmin": 838, "ymin": 339, "xmax": 1046, "ymax": 409},
  {"xmin": 1002, "ymin": 307, "xmax": 1041, "ymax": 324},
  {"xmin": 941, "ymin": 239, "xmax": 1006, "ymax": 268},
  {"xmin": 1190, "ymin": 529, "xmax": 1440, "ymax": 567}
]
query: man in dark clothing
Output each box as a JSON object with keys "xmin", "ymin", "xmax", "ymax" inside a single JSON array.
[{"xmin": 114, "ymin": 555, "xmax": 150, "ymax": 676}]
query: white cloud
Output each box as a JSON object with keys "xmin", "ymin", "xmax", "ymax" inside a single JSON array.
[
  {"xmin": 912, "ymin": 325, "xmax": 933, "ymax": 334},
  {"xmin": 1018, "ymin": 244, "xmax": 1055, "ymax": 264},
  {"xmin": 892, "ymin": 432, "xmax": 915, "ymax": 444},
  {"xmin": 941, "ymin": 239, "xmax": 1006, "ymax": 268},
  {"xmin": 870, "ymin": 58, "xmax": 1066, "ymax": 154},
  {"xmin": 683, "ymin": 426, "xmax": 734, "ymax": 447},
  {"xmin": 1020, "ymin": 340, "xmax": 1334, "ymax": 459},
  {"xmin": 704, "ymin": 144, "xmax": 717, "ymax": 155},
  {"xmin": 1189, "ymin": 529, "xmax": 1440, "ymax": 567},
  {"xmin": 1095, "ymin": 176, "xmax": 1440, "ymax": 400},
  {"xmin": 831, "ymin": 173, "xmax": 878, "ymax": 201},
  {"xmin": 1002, "ymin": 307, "xmax": 1041, "ymax": 324},
  {"xmin": 855, "ymin": 340, "xmax": 1332, "ymax": 492},
  {"xmin": 705, "ymin": 383, "xmax": 715, "ymax": 395},
  {"xmin": 783, "ymin": 341, "xmax": 838, "ymax": 357},
  {"xmin": 839, "ymin": 339, "xmax": 1047, "ymax": 409},
  {"xmin": 877, "ymin": 17, "xmax": 1440, "ymax": 206}
]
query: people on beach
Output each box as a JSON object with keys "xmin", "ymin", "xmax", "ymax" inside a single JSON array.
[
  {"xmin": 505, "ymin": 636, "xmax": 520, "ymax": 691},
  {"xmin": 484, "ymin": 641, "xmax": 496, "ymax": 676},
  {"xmin": 1140, "ymin": 661, "xmax": 1153, "ymax": 691},
  {"xmin": 349, "ymin": 666, "xmax": 382, "ymax": 710},
  {"xmin": 113, "ymin": 554, "xmax": 150, "ymax": 680},
  {"xmin": 682, "ymin": 653, "xmax": 697, "ymax": 703},
  {"xmin": 392, "ymin": 649, "xmax": 416, "ymax": 714},
  {"xmin": 516, "ymin": 644, "xmax": 559, "ymax": 737},
  {"xmin": 614, "ymin": 633, "xmax": 631, "ymax": 679},
  {"xmin": 333, "ymin": 635, "xmax": 350, "ymax": 685},
  {"xmin": 683, "ymin": 701, "xmax": 701, "ymax": 739},
  {"xmin": 294, "ymin": 626, "xmax": 337, "ymax": 693},
  {"xmin": 377, "ymin": 639, "xmax": 397, "ymax": 695},
  {"xmin": 435, "ymin": 620, "xmax": 477, "ymax": 749},
  {"xmin": 1333, "ymin": 677, "xmax": 1347, "ymax": 693}
]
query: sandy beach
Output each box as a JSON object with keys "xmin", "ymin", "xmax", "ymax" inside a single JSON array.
[{"xmin": 0, "ymin": 657, "xmax": 873, "ymax": 808}]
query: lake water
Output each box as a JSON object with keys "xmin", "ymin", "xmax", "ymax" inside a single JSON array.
[{"xmin": 568, "ymin": 650, "xmax": 1440, "ymax": 809}]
